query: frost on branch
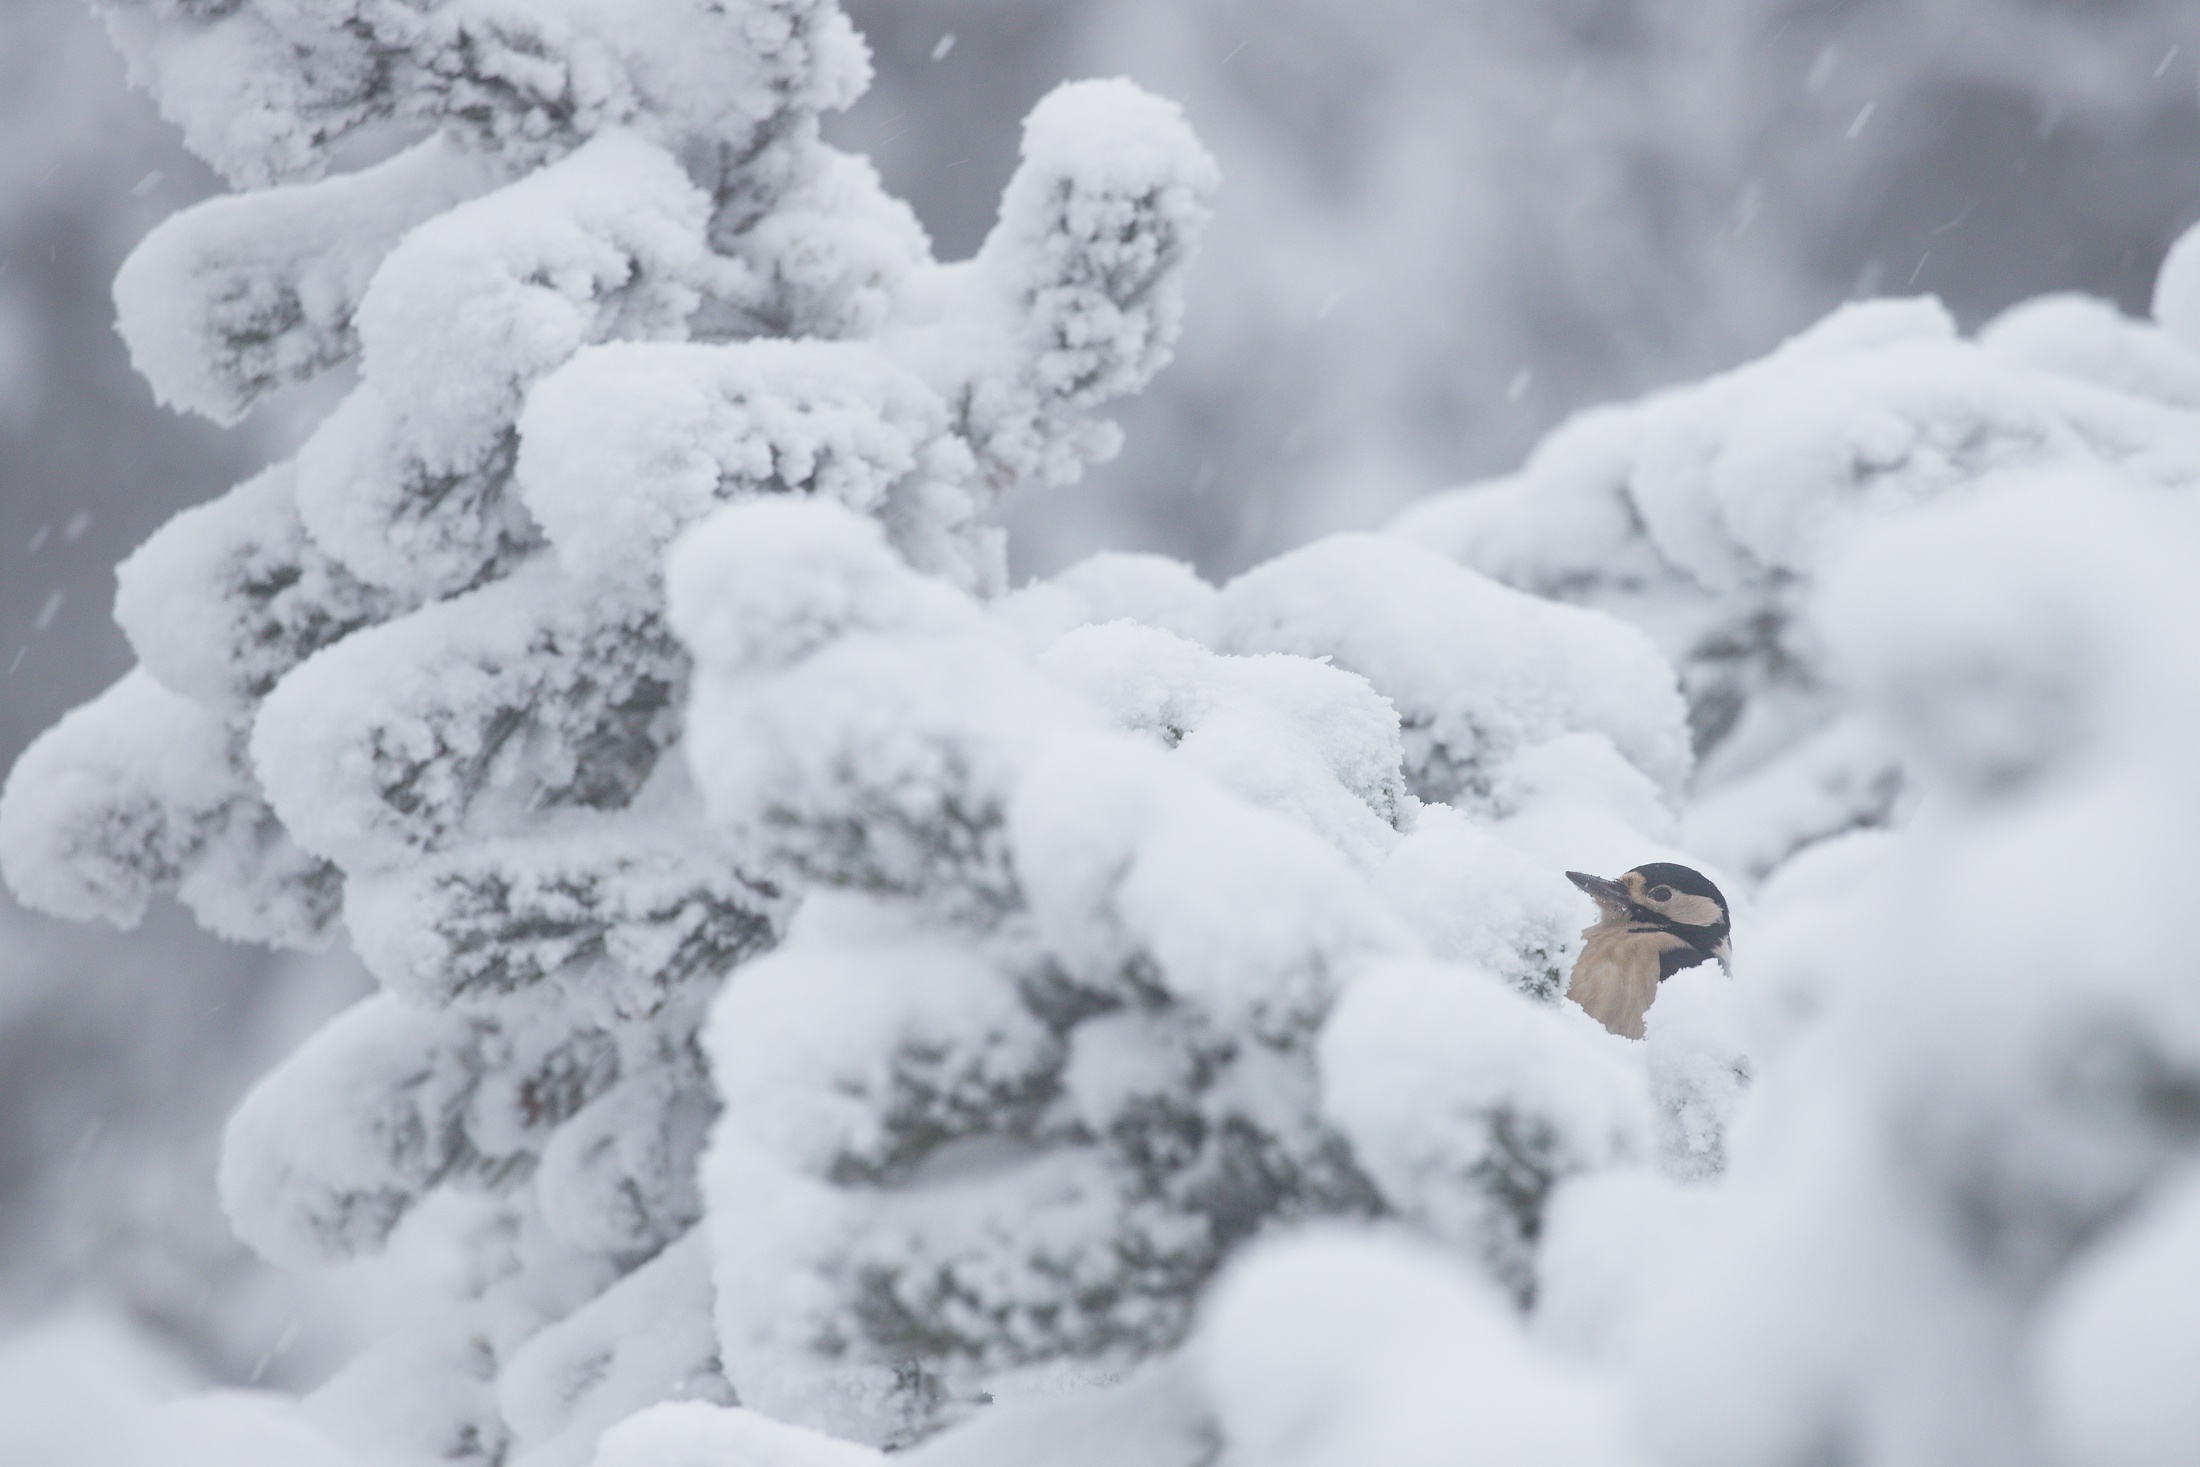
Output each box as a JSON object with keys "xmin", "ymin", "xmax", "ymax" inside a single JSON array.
[
  {"xmin": 517, "ymin": 340, "xmax": 960, "ymax": 586},
  {"xmin": 3, "ymin": 7, "xmax": 1227, "ymax": 1462},
  {"xmin": 0, "ymin": 669, "xmax": 338, "ymax": 946},
  {"xmin": 672, "ymin": 497, "xmax": 1692, "ymax": 1445},
  {"xmin": 113, "ymin": 135, "xmax": 500, "ymax": 423},
  {"xmin": 114, "ymin": 462, "xmax": 406, "ymax": 711},
  {"xmin": 95, "ymin": 0, "xmax": 872, "ymax": 189}
]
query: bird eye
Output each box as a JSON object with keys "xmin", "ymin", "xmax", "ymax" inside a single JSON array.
[{"xmin": 1648, "ymin": 885, "xmax": 1672, "ymax": 902}]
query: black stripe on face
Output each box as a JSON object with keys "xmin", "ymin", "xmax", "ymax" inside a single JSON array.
[{"xmin": 1659, "ymin": 942, "xmax": 1714, "ymax": 982}]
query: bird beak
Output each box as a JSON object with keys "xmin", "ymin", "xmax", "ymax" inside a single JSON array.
[{"xmin": 1566, "ymin": 870, "xmax": 1630, "ymax": 907}]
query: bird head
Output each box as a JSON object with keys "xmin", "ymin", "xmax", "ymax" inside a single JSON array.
[{"xmin": 1566, "ymin": 862, "xmax": 1732, "ymax": 970}]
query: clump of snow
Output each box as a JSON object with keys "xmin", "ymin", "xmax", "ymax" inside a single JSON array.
[
  {"xmin": 1983, "ymin": 292, "xmax": 2200, "ymax": 410},
  {"xmin": 219, "ymin": 994, "xmax": 482, "ymax": 1268},
  {"xmin": 97, "ymin": 0, "xmax": 872, "ymax": 188},
  {"xmin": 1639, "ymin": 965, "xmax": 1751, "ymax": 1183},
  {"xmin": 500, "ymin": 1233, "xmax": 732, "ymax": 1467},
  {"xmin": 1215, "ymin": 533, "xmax": 1690, "ymax": 810},
  {"xmin": 297, "ymin": 131, "xmax": 714, "ymax": 598},
  {"xmin": 1388, "ymin": 291, "xmax": 2200, "ymax": 877},
  {"xmin": 2149, "ymin": 217, "xmax": 2200, "ymax": 358},
  {"xmin": 2031, "ymin": 1165, "xmax": 2200, "ymax": 1467},
  {"xmin": 1369, "ymin": 805, "xmax": 1582, "ymax": 1000},
  {"xmin": 0, "ymin": 669, "xmax": 337, "ymax": 945},
  {"xmin": 343, "ymin": 812, "xmax": 786, "ymax": 1016},
  {"xmin": 251, "ymin": 566, "xmax": 685, "ymax": 868},
  {"xmin": 594, "ymin": 1400, "xmax": 884, "ymax": 1467},
  {"xmin": 521, "ymin": 341, "xmax": 959, "ymax": 586},
  {"xmin": 1196, "ymin": 1229, "xmax": 1642, "ymax": 1467},
  {"xmin": 115, "ymin": 462, "xmax": 407, "ymax": 711},
  {"xmin": 993, "ymin": 552, "xmax": 1220, "ymax": 652},
  {"xmin": 1532, "ymin": 1169, "xmax": 1714, "ymax": 1365},
  {"xmin": 113, "ymin": 136, "xmax": 499, "ymax": 423},
  {"xmin": 1319, "ymin": 961, "xmax": 1651, "ymax": 1298},
  {"xmin": 667, "ymin": 497, "xmax": 983, "ymax": 678},
  {"xmin": 1036, "ymin": 622, "xmax": 1407, "ymax": 867},
  {"xmin": 956, "ymin": 79, "xmax": 1220, "ymax": 489}
]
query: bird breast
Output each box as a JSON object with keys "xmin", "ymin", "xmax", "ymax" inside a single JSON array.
[{"xmin": 1566, "ymin": 924, "xmax": 1693, "ymax": 1040}]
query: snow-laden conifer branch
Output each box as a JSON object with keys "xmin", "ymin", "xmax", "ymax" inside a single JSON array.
[{"xmin": 3, "ymin": 5, "xmax": 1238, "ymax": 1460}]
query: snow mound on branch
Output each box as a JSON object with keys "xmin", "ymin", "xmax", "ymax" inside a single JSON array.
[
  {"xmin": 1197, "ymin": 1229, "xmax": 1642, "ymax": 1467},
  {"xmin": 979, "ymin": 78, "xmax": 1220, "ymax": 416},
  {"xmin": 1396, "ymin": 297, "xmax": 2070, "ymax": 602},
  {"xmin": 0, "ymin": 670, "xmax": 245, "ymax": 928},
  {"xmin": 501, "ymin": 1233, "xmax": 731, "ymax": 1467},
  {"xmin": 1013, "ymin": 735, "xmax": 1412, "ymax": 1041},
  {"xmin": 99, "ymin": 0, "xmax": 872, "ymax": 187},
  {"xmin": 1216, "ymin": 533, "xmax": 1690, "ymax": 810},
  {"xmin": 706, "ymin": 928, "xmax": 1062, "ymax": 1184},
  {"xmin": 1640, "ymin": 965, "xmax": 1751, "ymax": 1183},
  {"xmin": 0, "ymin": 669, "xmax": 338, "ymax": 944},
  {"xmin": 113, "ymin": 135, "xmax": 500, "ymax": 423},
  {"xmin": 667, "ymin": 497, "xmax": 982, "ymax": 677},
  {"xmin": 2150, "ymin": 218, "xmax": 2200, "ymax": 359},
  {"xmin": 1628, "ymin": 475, "xmax": 2200, "ymax": 1467},
  {"xmin": 115, "ymin": 462, "xmax": 406, "ymax": 712},
  {"xmin": 1533, "ymin": 1168, "xmax": 1715, "ymax": 1365},
  {"xmin": 296, "ymin": 132, "xmax": 713, "ymax": 597},
  {"xmin": 888, "ymin": 78, "xmax": 1219, "ymax": 498},
  {"xmin": 2033, "ymin": 1166, "xmax": 2200, "ymax": 1467},
  {"xmin": 251, "ymin": 565, "xmax": 682, "ymax": 869},
  {"xmin": 995, "ymin": 552, "xmax": 1220, "ymax": 652},
  {"xmin": 1320, "ymin": 962, "xmax": 1651, "ymax": 1298},
  {"xmin": 1982, "ymin": 292, "xmax": 2200, "ymax": 410},
  {"xmin": 1816, "ymin": 471, "xmax": 2196, "ymax": 797},
  {"xmin": 219, "ymin": 994, "xmax": 481, "ymax": 1268},
  {"xmin": 1369, "ymin": 805, "xmax": 1583, "ymax": 1000},
  {"xmin": 523, "ymin": 340, "xmax": 961, "ymax": 585},
  {"xmin": 594, "ymin": 1400, "xmax": 882, "ymax": 1467},
  {"xmin": 1037, "ymin": 622, "xmax": 1406, "ymax": 868}
]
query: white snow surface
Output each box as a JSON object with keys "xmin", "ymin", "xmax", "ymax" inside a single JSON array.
[
  {"xmin": 1197, "ymin": 1229, "xmax": 1642, "ymax": 1467},
  {"xmin": 113, "ymin": 134, "xmax": 501, "ymax": 423},
  {"xmin": 99, "ymin": 0, "xmax": 872, "ymax": 188},
  {"xmin": 666, "ymin": 485, "xmax": 1697, "ymax": 1445},
  {"xmin": 25, "ymin": 7, "xmax": 2200, "ymax": 1459},
  {"xmin": 1319, "ymin": 961, "xmax": 1652, "ymax": 1296},
  {"xmin": 2033, "ymin": 1165, "xmax": 2200, "ymax": 1467}
]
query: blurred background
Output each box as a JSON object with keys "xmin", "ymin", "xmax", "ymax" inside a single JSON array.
[{"xmin": 2, "ymin": 0, "xmax": 2197, "ymax": 1401}]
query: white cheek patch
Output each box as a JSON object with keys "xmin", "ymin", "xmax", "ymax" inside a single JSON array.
[{"xmin": 1659, "ymin": 892, "xmax": 1724, "ymax": 928}]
